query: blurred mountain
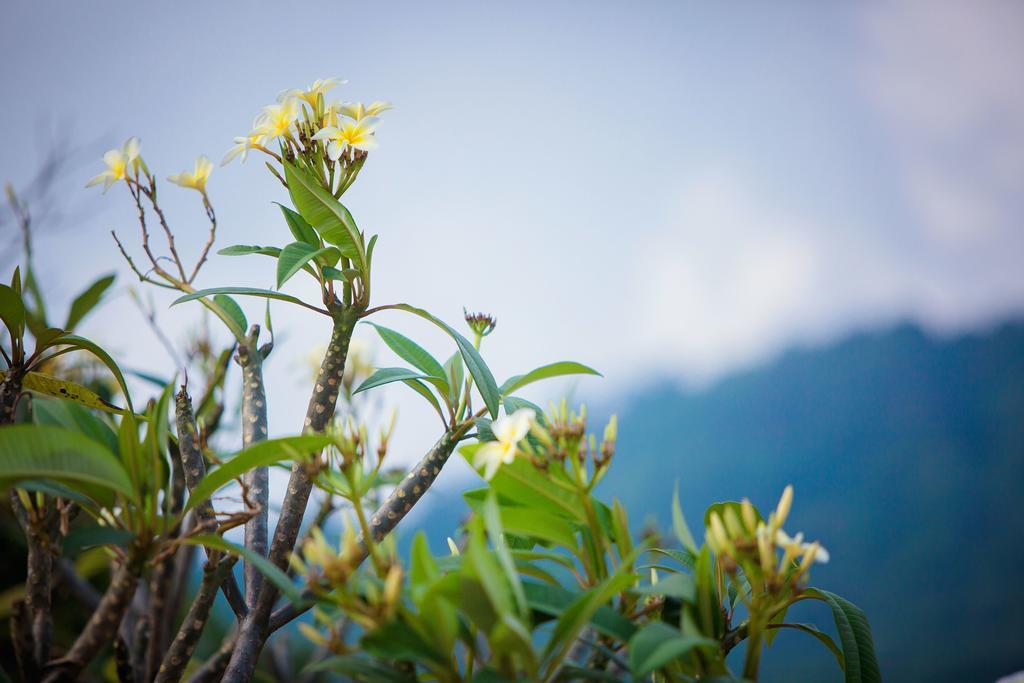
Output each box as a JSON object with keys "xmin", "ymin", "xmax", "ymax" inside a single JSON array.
[{"xmin": 415, "ymin": 321, "xmax": 1024, "ymax": 681}]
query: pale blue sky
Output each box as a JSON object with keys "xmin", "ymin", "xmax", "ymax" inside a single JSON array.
[{"xmin": 3, "ymin": 1, "xmax": 1023, "ymax": 472}]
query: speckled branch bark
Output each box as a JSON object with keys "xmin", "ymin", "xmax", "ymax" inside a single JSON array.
[
  {"xmin": 175, "ymin": 387, "xmax": 247, "ymax": 618},
  {"xmin": 222, "ymin": 310, "xmax": 358, "ymax": 683},
  {"xmin": 144, "ymin": 453, "xmax": 186, "ymax": 681},
  {"xmin": 154, "ymin": 555, "xmax": 236, "ymax": 683},
  {"xmin": 269, "ymin": 431, "xmax": 458, "ymax": 633},
  {"xmin": 0, "ymin": 366, "xmax": 24, "ymax": 425},
  {"xmin": 236, "ymin": 326, "xmax": 270, "ymax": 607},
  {"xmin": 41, "ymin": 561, "xmax": 140, "ymax": 682}
]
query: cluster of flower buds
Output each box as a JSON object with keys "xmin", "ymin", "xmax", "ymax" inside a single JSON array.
[
  {"xmin": 325, "ymin": 412, "xmax": 396, "ymax": 471},
  {"xmin": 525, "ymin": 400, "xmax": 618, "ymax": 483},
  {"xmin": 291, "ymin": 525, "xmax": 359, "ymax": 588},
  {"xmin": 705, "ymin": 486, "xmax": 829, "ymax": 594},
  {"xmin": 292, "ymin": 525, "xmax": 405, "ymax": 640},
  {"xmin": 464, "ymin": 309, "xmax": 497, "ymax": 340}
]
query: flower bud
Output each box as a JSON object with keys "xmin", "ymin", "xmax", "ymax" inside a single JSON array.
[{"xmin": 775, "ymin": 485, "xmax": 794, "ymax": 528}]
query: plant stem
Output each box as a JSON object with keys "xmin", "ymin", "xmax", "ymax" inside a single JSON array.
[{"xmin": 221, "ymin": 309, "xmax": 359, "ymax": 682}]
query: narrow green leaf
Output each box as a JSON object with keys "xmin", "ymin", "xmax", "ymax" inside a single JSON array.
[
  {"xmin": 213, "ymin": 294, "xmax": 248, "ymax": 336},
  {"xmin": 276, "ymin": 203, "xmax": 320, "ymax": 247},
  {"xmin": 672, "ymin": 483, "xmax": 699, "ymax": 555},
  {"xmin": 499, "ymin": 361, "xmax": 602, "ymax": 395},
  {"xmin": 0, "ymin": 283, "xmax": 25, "ymax": 337},
  {"xmin": 49, "ymin": 334, "xmax": 134, "ymax": 414},
  {"xmin": 172, "ymin": 287, "xmax": 326, "ymax": 315},
  {"xmin": 628, "ymin": 621, "xmax": 718, "ymax": 676},
  {"xmin": 184, "ymin": 534, "xmax": 306, "ymax": 605},
  {"xmin": 522, "ymin": 581, "xmax": 636, "ymax": 643},
  {"xmin": 276, "ymin": 241, "xmax": 336, "ymax": 289},
  {"xmin": 18, "ymin": 370, "xmax": 124, "ymax": 414},
  {"xmin": 62, "ymin": 525, "xmax": 136, "ymax": 554},
  {"xmin": 386, "ymin": 304, "xmax": 500, "ymax": 418},
  {"xmin": 365, "ymin": 322, "xmax": 446, "ymax": 379},
  {"xmin": 217, "ymin": 244, "xmax": 282, "ymax": 257},
  {"xmin": 0, "ymin": 425, "xmax": 133, "ymax": 500},
  {"xmin": 354, "ymin": 367, "xmax": 431, "ymax": 395},
  {"xmin": 768, "ymin": 622, "xmax": 845, "ymax": 670},
  {"xmin": 401, "ymin": 378, "xmax": 447, "ymax": 422},
  {"xmin": 64, "ymin": 273, "xmax": 115, "ymax": 331},
  {"xmin": 541, "ymin": 556, "xmax": 638, "ymax": 662},
  {"xmin": 282, "ymin": 160, "xmax": 364, "ymax": 265},
  {"xmin": 185, "ymin": 434, "xmax": 333, "ymax": 511},
  {"xmin": 797, "ymin": 588, "xmax": 882, "ymax": 683}
]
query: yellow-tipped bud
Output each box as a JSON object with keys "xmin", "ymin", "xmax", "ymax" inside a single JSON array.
[
  {"xmin": 724, "ymin": 506, "xmax": 745, "ymax": 539},
  {"xmin": 447, "ymin": 537, "xmax": 460, "ymax": 556},
  {"xmin": 775, "ymin": 485, "xmax": 794, "ymax": 528},
  {"xmin": 709, "ymin": 512, "xmax": 734, "ymax": 557},
  {"xmin": 756, "ymin": 522, "xmax": 774, "ymax": 575},
  {"xmin": 604, "ymin": 414, "xmax": 618, "ymax": 443},
  {"xmin": 383, "ymin": 564, "xmax": 403, "ymax": 607}
]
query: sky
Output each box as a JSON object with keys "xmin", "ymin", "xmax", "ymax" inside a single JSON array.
[{"xmin": 2, "ymin": 1, "xmax": 1023, "ymax": 472}]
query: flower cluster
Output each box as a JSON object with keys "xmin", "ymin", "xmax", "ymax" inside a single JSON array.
[
  {"xmin": 221, "ymin": 76, "xmax": 391, "ymax": 197},
  {"xmin": 706, "ymin": 485, "xmax": 829, "ymax": 592}
]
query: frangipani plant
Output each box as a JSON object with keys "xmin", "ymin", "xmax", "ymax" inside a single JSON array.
[{"xmin": 0, "ymin": 78, "xmax": 880, "ymax": 683}]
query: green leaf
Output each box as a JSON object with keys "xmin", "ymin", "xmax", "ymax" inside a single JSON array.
[
  {"xmin": 217, "ymin": 244, "xmax": 282, "ymax": 257},
  {"xmin": 463, "ymin": 492, "xmax": 578, "ymax": 549},
  {"xmin": 472, "ymin": 453, "xmax": 583, "ymax": 522},
  {"xmin": 672, "ymin": 483, "xmax": 699, "ymax": 555},
  {"xmin": 0, "ymin": 283, "xmax": 25, "ymax": 338},
  {"xmin": 387, "ymin": 304, "xmax": 500, "ymax": 418},
  {"xmin": 18, "ymin": 371, "xmax": 124, "ymax": 414},
  {"xmin": 50, "ymin": 333, "xmax": 134, "ymax": 414},
  {"xmin": 797, "ymin": 588, "xmax": 881, "ymax": 683},
  {"xmin": 541, "ymin": 558, "xmax": 638, "ymax": 663},
  {"xmin": 503, "ymin": 395, "xmax": 544, "ymax": 419},
  {"xmin": 282, "ymin": 160, "xmax": 364, "ymax": 265},
  {"xmin": 768, "ymin": 622, "xmax": 845, "ymax": 670},
  {"xmin": 499, "ymin": 361, "xmax": 602, "ymax": 395},
  {"xmin": 64, "ymin": 273, "xmax": 115, "ymax": 331},
  {"xmin": 276, "ymin": 241, "xmax": 337, "ymax": 289},
  {"xmin": 443, "ymin": 352, "xmax": 464, "ymax": 405},
  {"xmin": 0, "ymin": 425, "xmax": 133, "ymax": 501},
  {"xmin": 481, "ymin": 492, "xmax": 528, "ymax": 618},
  {"xmin": 184, "ymin": 534, "xmax": 306, "ymax": 605},
  {"xmin": 628, "ymin": 621, "xmax": 718, "ymax": 676},
  {"xmin": 401, "ymin": 378, "xmax": 448, "ymax": 421},
  {"xmin": 185, "ymin": 434, "xmax": 333, "ymax": 512},
  {"xmin": 634, "ymin": 573, "xmax": 697, "ymax": 603},
  {"xmin": 354, "ymin": 367, "xmax": 432, "ymax": 395},
  {"xmin": 522, "ymin": 581, "xmax": 636, "ymax": 643},
  {"xmin": 277, "ymin": 202, "xmax": 320, "ymax": 247},
  {"xmin": 62, "ymin": 525, "xmax": 135, "ymax": 555},
  {"xmin": 365, "ymin": 322, "xmax": 446, "ymax": 379},
  {"xmin": 213, "ymin": 294, "xmax": 248, "ymax": 336},
  {"xmin": 303, "ymin": 654, "xmax": 415, "ymax": 682},
  {"xmin": 649, "ymin": 547, "xmax": 696, "ymax": 571},
  {"xmin": 172, "ymin": 287, "xmax": 325, "ymax": 315}
]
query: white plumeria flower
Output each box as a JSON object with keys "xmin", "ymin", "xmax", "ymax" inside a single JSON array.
[
  {"xmin": 167, "ymin": 155, "xmax": 213, "ymax": 192},
  {"xmin": 335, "ymin": 101, "xmax": 393, "ymax": 121},
  {"xmin": 221, "ymin": 131, "xmax": 267, "ymax": 166},
  {"xmin": 86, "ymin": 137, "xmax": 140, "ymax": 192},
  {"xmin": 473, "ymin": 408, "xmax": 534, "ymax": 480},
  {"xmin": 311, "ymin": 116, "xmax": 381, "ymax": 160},
  {"xmin": 255, "ymin": 98, "xmax": 301, "ymax": 139},
  {"xmin": 776, "ymin": 529, "xmax": 829, "ymax": 564},
  {"xmin": 280, "ymin": 77, "xmax": 347, "ymax": 106}
]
